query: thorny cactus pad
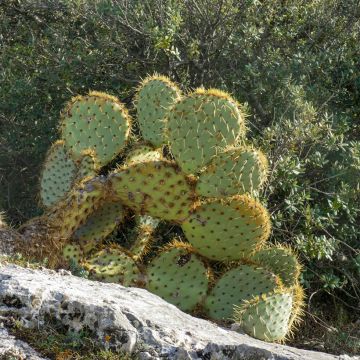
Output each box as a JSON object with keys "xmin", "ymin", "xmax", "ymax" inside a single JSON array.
[
  {"xmin": 62, "ymin": 243, "xmax": 83, "ymax": 265},
  {"xmin": 196, "ymin": 146, "xmax": 268, "ymax": 197},
  {"xmin": 181, "ymin": 195, "xmax": 271, "ymax": 261},
  {"xmin": 233, "ymin": 292, "xmax": 294, "ymax": 342},
  {"xmin": 40, "ymin": 140, "xmax": 78, "ymax": 208},
  {"xmin": 109, "ymin": 160, "xmax": 195, "ymax": 222},
  {"xmin": 147, "ymin": 242, "xmax": 210, "ymax": 312},
  {"xmin": 136, "ymin": 75, "xmax": 181, "ymax": 147},
  {"xmin": 250, "ymin": 246, "xmax": 301, "ymax": 288},
  {"xmin": 167, "ymin": 89, "xmax": 245, "ymax": 174},
  {"xmin": 85, "ymin": 246, "xmax": 141, "ymax": 286},
  {"xmin": 60, "ymin": 91, "xmax": 131, "ymax": 166},
  {"xmin": 204, "ymin": 264, "xmax": 282, "ymax": 320},
  {"xmin": 72, "ymin": 200, "xmax": 125, "ymax": 254}
]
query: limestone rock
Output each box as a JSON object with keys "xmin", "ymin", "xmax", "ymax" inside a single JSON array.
[
  {"xmin": 0, "ymin": 326, "xmax": 48, "ymax": 360},
  {"xmin": 0, "ymin": 264, "xmax": 357, "ymax": 360}
]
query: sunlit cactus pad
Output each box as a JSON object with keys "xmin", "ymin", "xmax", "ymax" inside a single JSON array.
[
  {"xmin": 147, "ymin": 243, "xmax": 209, "ymax": 312},
  {"xmin": 234, "ymin": 292, "xmax": 293, "ymax": 342},
  {"xmin": 181, "ymin": 195, "xmax": 271, "ymax": 261},
  {"xmin": 136, "ymin": 75, "xmax": 181, "ymax": 147},
  {"xmin": 109, "ymin": 160, "xmax": 195, "ymax": 222},
  {"xmin": 204, "ymin": 264, "xmax": 282, "ymax": 320},
  {"xmin": 85, "ymin": 247, "xmax": 140, "ymax": 286},
  {"xmin": 40, "ymin": 140, "xmax": 78, "ymax": 208},
  {"xmin": 60, "ymin": 91, "xmax": 131, "ymax": 166},
  {"xmin": 196, "ymin": 146, "xmax": 268, "ymax": 197},
  {"xmin": 167, "ymin": 89, "xmax": 245, "ymax": 174},
  {"xmin": 250, "ymin": 246, "xmax": 301, "ymax": 288}
]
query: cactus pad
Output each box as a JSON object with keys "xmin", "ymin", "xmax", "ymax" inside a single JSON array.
[
  {"xmin": 85, "ymin": 247, "xmax": 140, "ymax": 285},
  {"xmin": 136, "ymin": 75, "xmax": 181, "ymax": 147},
  {"xmin": 126, "ymin": 146, "xmax": 162, "ymax": 166},
  {"xmin": 250, "ymin": 246, "xmax": 301, "ymax": 288},
  {"xmin": 147, "ymin": 242, "xmax": 209, "ymax": 312},
  {"xmin": 234, "ymin": 292, "xmax": 293, "ymax": 342},
  {"xmin": 62, "ymin": 244, "xmax": 83, "ymax": 265},
  {"xmin": 204, "ymin": 264, "xmax": 282, "ymax": 320},
  {"xmin": 54, "ymin": 176, "xmax": 107, "ymax": 239},
  {"xmin": 40, "ymin": 140, "xmax": 78, "ymax": 208},
  {"xmin": 181, "ymin": 195, "xmax": 271, "ymax": 261},
  {"xmin": 167, "ymin": 89, "xmax": 245, "ymax": 174},
  {"xmin": 60, "ymin": 91, "xmax": 131, "ymax": 166},
  {"xmin": 75, "ymin": 149, "xmax": 98, "ymax": 180},
  {"xmin": 109, "ymin": 160, "xmax": 194, "ymax": 222},
  {"xmin": 72, "ymin": 200, "xmax": 125, "ymax": 254},
  {"xmin": 196, "ymin": 146, "xmax": 268, "ymax": 197}
]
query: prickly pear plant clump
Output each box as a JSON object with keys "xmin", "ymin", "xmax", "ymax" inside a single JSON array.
[{"xmin": 21, "ymin": 74, "xmax": 304, "ymax": 343}]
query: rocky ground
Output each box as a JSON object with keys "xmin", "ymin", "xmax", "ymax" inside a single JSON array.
[{"xmin": 0, "ymin": 262, "xmax": 358, "ymax": 360}]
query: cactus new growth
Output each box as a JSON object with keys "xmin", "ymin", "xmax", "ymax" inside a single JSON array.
[{"xmin": 24, "ymin": 76, "xmax": 304, "ymax": 343}]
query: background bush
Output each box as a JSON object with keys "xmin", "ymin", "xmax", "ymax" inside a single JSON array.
[{"xmin": 0, "ymin": 0, "xmax": 359, "ymax": 353}]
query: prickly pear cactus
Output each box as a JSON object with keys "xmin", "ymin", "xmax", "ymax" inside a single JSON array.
[
  {"xmin": 147, "ymin": 242, "xmax": 210, "ymax": 312},
  {"xmin": 30, "ymin": 75, "xmax": 304, "ymax": 344},
  {"xmin": 181, "ymin": 195, "xmax": 271, "ymax": 261},
  {"xmin": 167, "ymin": 89, "xmax": 246, "ymax": 174},
  {"xmin": 60, "ymin": 92, "xmax": 131, "ymax": 166},
  {"xmin": 135, "ymin": 75, "xmax": 181, "ymax": 147}
]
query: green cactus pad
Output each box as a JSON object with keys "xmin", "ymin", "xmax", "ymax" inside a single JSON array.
[
  {"xmin": 136, "ymin": 75, "xmax": 181, "ymax": 147},
  {"xmin": 109, "ymin": 160, "xmax": 194, "ymax": 222},
  {"xmin": 196, "ymin": 146, "xmax": 268, "ymax": 197},
  {"xmin": 60, "ymin": 91, "xmax": 131, "ymax": 166},
  {"xmin": 204, "ymin": 264, "xmax": 282, "ymax": 320},
  {"xmin": 62, "ymin": 244, "xmax": 83, "ymax": 265},
  {"xmin": 167, "ymin": 88, "xmax": 245, "ymax": 174},
  {"xmin": 72, "ymin": 200, "xmax": 125, "ymax": 254},
  {"xmin": 234, "ymin": 292, "xmax": 293, "ymax": 342},
  {"xmin": 147, "ymin": 242, "xmax": 209, "ymax": 312},
  {"xmin": 85, "ymin": 247, "xmax": 140, "ymax": 286},
  {"xmin": 40, "ymin": 140, "xmax": 78, "ymax": 208},
  {"xmin": 250, "ymin": 247, "xmax": 301, "ymax": 288},
  {"xmin": 181, "ymin": 195, "xmax": 271, "ymax": 261}
]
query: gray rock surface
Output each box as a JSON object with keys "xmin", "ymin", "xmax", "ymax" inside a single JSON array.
[
  {"xmin": 0, "ymin": 263, "xmax": 358, "ymax": 360},
  {"xmin": 0, "ymin": 326, "xmax": 48, "ymax": 360}
]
